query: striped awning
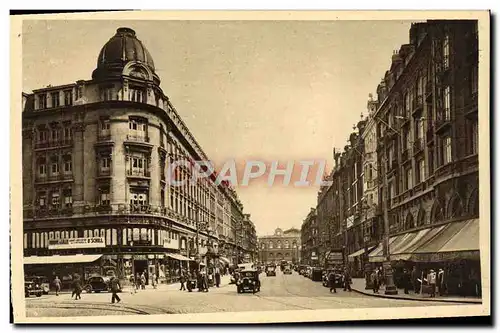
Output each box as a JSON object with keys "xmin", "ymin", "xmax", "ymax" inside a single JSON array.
[
  {"xmin": 24, "ymin": 254, "xmax": 103, "ymax": 265},
  {"xmin": 167, "ymin": 253, "xmax": 193, "ymax": 261}
]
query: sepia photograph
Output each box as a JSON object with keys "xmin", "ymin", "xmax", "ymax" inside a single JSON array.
[{"xmin": 10, "ymin": 10, "xmax": 490, "ymax": 324}]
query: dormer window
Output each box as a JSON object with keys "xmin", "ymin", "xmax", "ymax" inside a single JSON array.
[
  {"xmin": 38, "ymin": 94, "xmax": 47, "ymax": 109},
  {"xmin": 64, "ymin": 90, "xmax": 73, "ymax": 106}
]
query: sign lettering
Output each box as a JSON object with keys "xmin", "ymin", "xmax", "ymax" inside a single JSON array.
[{"xmin": 48, "ymin": 237, "xmax": 105, "ymax": 250}]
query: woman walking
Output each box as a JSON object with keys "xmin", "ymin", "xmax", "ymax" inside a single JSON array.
[{"xmin": 53, "ymin": 276, "xmax": 61, "ymax": 296}]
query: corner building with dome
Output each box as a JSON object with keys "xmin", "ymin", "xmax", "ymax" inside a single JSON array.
[{"xmin": 22, "ymin": 27, "xmax": 258, "ymax": 284}]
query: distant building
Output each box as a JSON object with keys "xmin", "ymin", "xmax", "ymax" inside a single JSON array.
[
  {"xmin": 258, "ymin": 228, "xmax": 301, "ymax": 264},
  {"xmin": 300, "ymin": 208, "xmax": 318, "ymax": 266}
]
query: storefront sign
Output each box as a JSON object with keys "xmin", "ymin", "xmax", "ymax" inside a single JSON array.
[
  {"xmin": 48, "ymin": 237, "xmax": 105, "ymax": 250},
  {"xmin": 163, "ymin": 238, "xmax": 179, "ymax": 250}
]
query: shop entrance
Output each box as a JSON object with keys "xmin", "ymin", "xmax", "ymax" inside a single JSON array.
[{"xmin": 134, "ymin": 260, "xmax": 149, "ymax": 285}]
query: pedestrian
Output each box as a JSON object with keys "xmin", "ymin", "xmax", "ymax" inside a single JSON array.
[
  {"xmin": 411, "ymin": 266, "xmax": 419, "ymax": 294},
  {"xmin": 110, "ymin": 276, "xmax": 121, "ymax": 304},
  {"xmin": 203, "ymin": 268, "xmax": 209, "ymax": 292},
  {"xmin": 215, "ymin": 266, "xmax": 221, "ymax": 288},
  {"xmin": 437, "ymin": 268, "xmax": 446, "ymax": 296},
  {"xmin": 179, "ymin": 271, "xmax": 186, "ymax": 291},
  {"xmin": 186, "ymin": 271, "xmax": 193, "ymax": 292},
  {"xmin": 135, "ymin": 273, "xmax": 141, "ymax": 291},
  {"xmin": 72, "ymin": 274, "xmax": 82, "ymax": 300},
  {"xmin": 343, "ymin": 268, "xmax": 352, "ymax": 292},
  {"xmin": 371, "ymin": 269, "xmax": 380, "ymax": 294},
  {"xmin": 53, "ymin": 276, "xmax": 61, "ymax": 296},
  {"xmin": 151, "ymin": 272, "xmax": 157, "ymax": 289},
  {"xmin": 403, "ymin": 269, "xmax": 410, "ymax": 294},
  {"xmin": 140, "ymin": 272, "xmax": 146, "ymax": 290},
  {"xmin": 328, "ymin": 270, "xmax": 337, "ymax": 293},
  {"xmin": 427, "ymin": 269, "xmax": 437, "ymax": 297},
  {"xmin": 129, "ymin": 274, "xmax": 137, "ymax": 294}
]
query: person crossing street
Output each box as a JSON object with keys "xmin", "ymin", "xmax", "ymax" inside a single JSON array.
[{"xmin": 110, "ymin": 276, "xmax": 121, "ymax": 304}]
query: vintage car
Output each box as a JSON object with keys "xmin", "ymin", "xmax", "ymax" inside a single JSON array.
[
  {"xmin": 27, "ymin": 276, "xmax": 50, "ymax": 294},
  {"xmin": 84, "ymin": 275, "xmax": 121, "ymax": 293},
  {"xmin": 283, "ymin": 266, "xmax": 292, "ymax": 275},
  {"xmin": 265, "ymin": 265, "xmax": 277, "ymax": 277},
  {"xmin": 25, "ymin": 279, "xmax": 43, "ymax": 298},
  {"xmin": 236, "ymin": 270, "xmax": 261, "ymax": 294}
]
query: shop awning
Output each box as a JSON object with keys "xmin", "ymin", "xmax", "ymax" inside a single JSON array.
[
  {"xmin": 218, "ymin": 256, "xmax": 231, "ymax": 264},
  {"xmin": 348, "ymin": 246, "xmax": 376, "ymax": 259},
  {"xmin": 24, "ymin": 254, "xmax": 103, "ymax": 265},
  {"xmin": 166, "ymin": 253, "xmax": 193, "ymax": 261},
  {"xmin": 438, "ymin": 219, "xmax": 479, "ymax": 253}
]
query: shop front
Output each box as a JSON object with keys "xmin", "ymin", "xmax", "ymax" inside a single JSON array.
[{"xmin": 368, "ymin": 218, "xmax": 481, "ymax": 297}]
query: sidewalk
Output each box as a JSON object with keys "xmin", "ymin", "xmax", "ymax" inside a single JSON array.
[{"xmin": 351, "ymin": 278, "xmax": 482, "ymax": 304}]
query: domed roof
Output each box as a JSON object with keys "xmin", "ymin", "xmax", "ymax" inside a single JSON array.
[{"xmin": 92, "ymin": 27, "xmax": 159, "ymax": 83}]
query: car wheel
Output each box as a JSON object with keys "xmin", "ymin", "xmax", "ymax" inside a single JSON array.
[
  {"xmin": 36, "ymin": 292, "xmax": 42, "ymax": 297},
  {"xmin": 25, "ymin": 292, "xmax": 29, "ymax": 298},
  {"xmin": 95, "ymin": 290, "xmax": 101, "ymax": 293},
  {"xmin": 237, "ymin": 287, "xmax": 241, "ymax": 294},
  {"xmin": 84, "ymin": 285, "xmax": 92, "ymax": 293}
]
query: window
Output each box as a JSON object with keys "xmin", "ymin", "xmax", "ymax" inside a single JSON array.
[
  {"xmin": 417, "ymin": 75, "xmax": 424, "ymax": 97},
  {"xmin": 128, "ymin": 119, "xmax": 147, "ymax": 140},
  {"xmin": 38, "ymin": 94, "xmax": 46, "ymax": 109},
  {"xmin": 417, "ymin": 159, "xmax": 426, "ymax": 184},
  {"xmin": 415, "ymin": 118, "xmax": 424, "ymax": 140},
  {"xmin": 129, "ymin": 88, "xmax": 145, "ymax": 103},
  {"xmin": 404, "ymin": 92, "xmax": 410, "ymax": 114},
  {"xmin": 130, "ymin": 190, "xmax": 148, "ymax": 207},
  {"xmin": 101, "ymin": 119, "xmax": 111, "ymax": 131},
  {"xmin": 101, "ymin": 156, "xmax": 111, "ymax": 170},
  {"xmin": 63, "ymin": 189, "xmax": 72, "ymax": 208},
  {"xmin": 403, "ymin": 129, "xmax": 411, "ymax": 150},
  {"xmin": 38, "ymin": 129, "xmax": 48, "ymax": 142},
  {"xmin": 51, "ymin": 192, "xmax": 60, "ymax": 208},
  {"xmin": 443, "ymin": 86, "xmax": 451, "ymax": 120},
  {"xmin": 51, "ymin": 92, "xmax": 60, "ymax": 108},
  {"xmin": 443, "ymin": 136, "xmax": 452, "ymax": 164},
  {"xmin": 37, "ymin": 191, "xmax": 46, "ymax": 207},
  {"xmin": 64, "ymin": 90, "xmax": 73, "ymax": 106},
  {"xmin": 63, "ymin": 155, "xmax": 72, "ymax": 173},
  {"xmin": 100, "ymin": 187, "xmax": 110, "ymax": 206},
  {"xmin": 38, "ymin": 158, "xmax": 46, "ymax": 176},
  {"xmin": 51, "ymin": 128, "xmax": 60, "ymax": 142},
  {"xmin": 443, "ymin": 34, "xmax": 450, "ymax": 69},
  {"xmin": 63, "ymin": 127, "xmax": 72, "ymax": 141},
  {"xmin": 50, "ymin": 156, "xmax": 59, "ymax": 174}
]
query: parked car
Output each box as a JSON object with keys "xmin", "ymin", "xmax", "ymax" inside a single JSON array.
[
  {"xmin": 236, "ymin": 269, "xmax": 261, "ymax": 294},
  {"xmin": 84, "ymin": 275, "xmax": 120, "ymax": 293},
  {"xmin": 25, "ymin": 279, "xmax": 43, "ymax": 298},
  {"xmin": 27, "ymin": 276, "xmax": 50, "ymax": 294},
  {"xmin": 283, "ymin": 266, "xmax": 292, "ymax": 275}
]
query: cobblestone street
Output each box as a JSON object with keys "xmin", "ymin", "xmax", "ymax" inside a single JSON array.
[{"xmin": 25, "ymin": 270, "xmax": 464, "ymax": 317}]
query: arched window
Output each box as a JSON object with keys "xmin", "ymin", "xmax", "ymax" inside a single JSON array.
[
  {"xmin": 468, "ymin": 188, "xmax": 479, "ymax": 216},
  {"xmin": 106, "ymin": 229, "xmax": 111, "ymax": 246},
  {"xmin": 285, "ymin": 240, "xmax": 290, "ymax": 249},
  {"xmin": 269, "ymin": 241, "xmax": 273, "ymax": 249},
  {"xmin": 431, "ymin": 200, "xmax": 445, "ymax": 223},
  {"xmin": 261, "ymin": 243, "xmax": 265, "ymax": 249},
  {"xmin": 277, "ymin": 241, "xmax": 282, "ymax": 249},
  {"xmin": 133, "ymin": 228, "xmax": 140, "ymax": 242},
  {"xmin": 292, "ymin": 242, "xmax": 297, "ymax": 248},
  {"xmin": 94, "ymin": 229, "xmax": 99, "ymax": 237},
  {"xmin": 417, "ymin": 209, "xmax": 426, "ymax": 227},
  {"xmin": 405, "ymin": 212, "xmax": 415, "ymax": 230}
]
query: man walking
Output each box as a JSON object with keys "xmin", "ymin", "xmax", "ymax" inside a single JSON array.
[
  {"xmin": 53, "ymin": 276, "xmax": 61, "ymax": 296},
  {"xmin": 72, "ymin": 274, "xmax": 82, "ymax": 300},
  {"xmin": 328, "ymin": 270, "xmax": 337, "ymax": 293},
  {"xmin": 403, "ymin": 268, "xmax": 410, "ymax": 294},
  {"xmin": 343, "ymin": 268, "xmax": 352, "ymax": 292},
  {"xmin": 140, "ymin": 272, "xmax": 146, "ymax": 290},
  {"xmin": 371, "ymin": 269, "xmax": 380, "ymax": 294},
  {"xmin": 437, "ymin": 268, "xmax": 446, "ymax": 296},
  {"xmin": 215, "ymin": 266, "xmax": 221, "ymax": 288},
  {"xmin": 179, "ymin": 271, "xmax": 186, "ymax": 291},
  {"xmin": 427, "ymin": 269, "xmax": 437, "ymax": 297},
  {"xmin": 110, "ymin": 276, "xmax": 121, "ymax": 304},
  {"xmin": 411, "ymin": 266, "xmax": 419, "ymax": 294}
]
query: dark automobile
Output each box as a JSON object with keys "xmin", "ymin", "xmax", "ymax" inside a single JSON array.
[
  {"xmin": 25, "ymin": 279, "xmax": 43, "ymax": 298},
  {"xmin": 265, "ymin": 265, "xmax": 276, "ymax": 277},
  {"xmin": 236, "ymin": 270, "xmax": 261, "ymax": 294},
  {"xmin": 27, "ymin": 276, "xmax": 50, "ymax": 294},
  {"xmin": 84, "ymin": 275, "xmax": 121, "ymax": 293},
  {"xmin": 283, "ymin": 266, "xmax": 292, "ymax": 275}
]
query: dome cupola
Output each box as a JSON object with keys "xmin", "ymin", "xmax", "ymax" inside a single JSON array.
[{"xmin": 92, "ymin": 27, "xmax": 160, "ymax": 85}]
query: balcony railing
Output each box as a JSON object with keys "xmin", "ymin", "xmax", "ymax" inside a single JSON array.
[
  {"xmin": 436, "ymin": 111, "xmax": 452, "ymax": 132},
  {"xmin": 35, "ymin": 173, "xmax": 74, "ymax": 183},
  {"xmin": 97, "ymin": 132, "xmax": 112, "ymax": 141},
  {"xmin": 126, "ymin": 169, "xmax": 151, "ymax": 178},
  {"xmin": 413, "ymin": 138, "xmax": 424, "ymax": 154},
  {"xmin": 97, "ymin": 168, "xmax": 112, "ymax": 177},
  {"xmin": 35, "ymin": 139, "xmax": 73, "ymax": 150},
  {"xmin": 125, "ymin": 135, "xmax": 150, "ymax": 143}
]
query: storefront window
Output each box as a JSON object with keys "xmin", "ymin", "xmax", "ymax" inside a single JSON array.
[
  {"xmin": 106, "ymin": 229, "xmax": 111, "ymax": 245},
  {"xmin": 122, "ymin": 229, "xmax": 127, "ymax": 245},
  {"xmin": 55, "ymin": 231, "xmax": 60, "ymax": 239}
]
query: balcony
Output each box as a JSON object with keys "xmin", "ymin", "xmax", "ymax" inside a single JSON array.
[
  {"xmin": 435, "ymin": 111, "xmax": 452, "ymax": 133},
  {"xmin": 413, "ymin": 138, "xmax": 424, "ymax": 155},
  {"xmin": 129, "ymin": 204, "xmax": 153, "ymax": 214},
  {"xmin": 126, "ymin": 169, "xmax": 151, "ymax": 178},
  {"xmin": 97, "ymin": 168, "xmax": 112, "ymax": 178},
  {"xmin": 124, "ymin": 135, "xmax": 153, "ymax": 150},
  {"xmin": 35, "ymin": 173, "xmax": 74, "ymax": 184},
  {"xmin": 95, "ymin": 132, "xmax": 114, "ymax": 146},
  {"xmin": 412, "ymin": 96, "xmax": 424, "ymax": 115},
  {"xmin": 35, "ymin": 139, "xmax": 73, "ymax": 150}
]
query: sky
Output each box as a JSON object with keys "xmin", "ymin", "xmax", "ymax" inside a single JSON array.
[{"xmin": 22, "ymin": 19, "xmax": 413, "ymax": 236}]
